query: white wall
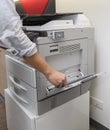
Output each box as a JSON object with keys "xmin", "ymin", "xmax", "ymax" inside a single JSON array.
[{"xmin": 56, "ymin": 0, "xmax": 110, "ymax": 129}]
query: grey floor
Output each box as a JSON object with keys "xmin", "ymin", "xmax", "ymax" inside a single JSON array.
[
  {"xmin": 0, "ymin": 100, "xmax": 8, "ymax": 130},
  {"xmin": 0, "ymin": 99, "xmax": 96, "ymax": 130}
]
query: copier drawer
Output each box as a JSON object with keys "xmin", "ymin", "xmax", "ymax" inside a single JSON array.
[
  {"xmin": 6, "ymin": 55, "xmax": 37, "ymax": 88},
  {"xmin": 5, "ymin": 89, "xmax": 36, "ymax": 130},
  {"xmin": 8, "ymin": 74, "xmax": 37, "ymax": 102}
]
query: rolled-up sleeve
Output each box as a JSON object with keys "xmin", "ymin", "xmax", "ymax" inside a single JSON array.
[{"xmin": 0, "ymin": 0, "xmax": 37, "ymax": 57}]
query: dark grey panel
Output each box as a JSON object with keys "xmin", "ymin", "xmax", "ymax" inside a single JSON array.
[
  {"xmin": 80, "ymin": 81, "xmax": 91, "ymax": 95},
  {"xmin": 38, "ymin": 85, "xmax": 80, "ymax": 115},
  {"xmin": 15, "ymin": 1, "xmax": 26, "ymax": 17},
  {"xmin": 44, "ymin": 0, "xmax": 56, "ymax": 14}
]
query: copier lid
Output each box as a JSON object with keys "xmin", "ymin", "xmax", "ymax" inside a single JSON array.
[
  {"xmin": 14, "ymin": 0, "xmax": 82, "ymax": 26},
  {"xmin": 14, "ymin": 0, "xmax": 56, "ymax": 16}
]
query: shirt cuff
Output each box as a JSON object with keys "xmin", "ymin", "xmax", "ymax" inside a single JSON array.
[{"xmin": 18, "ymin": 42, "xmax": 38, "ymax": 57}]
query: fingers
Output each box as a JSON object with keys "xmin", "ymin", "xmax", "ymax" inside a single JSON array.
[
  {"xmin": 56, "ymin": 75, "xmax": 67, "ymax": 88},
  {"xmin": 46, "ymin": 70, "xmax": 67, "ymax": 88},
  {"xmin": 56, "ymin": 83, "xmax": 64, "ymax": 88}
]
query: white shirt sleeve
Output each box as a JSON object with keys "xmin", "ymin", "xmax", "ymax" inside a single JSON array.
[{"xmin": 0, "ymin": 0, "xmax": 37, "ymax": 57}]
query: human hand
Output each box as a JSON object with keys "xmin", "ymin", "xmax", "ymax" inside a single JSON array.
[{"xmin": 46, "ymin": 70, "xmax": 67, "ymax": 87}]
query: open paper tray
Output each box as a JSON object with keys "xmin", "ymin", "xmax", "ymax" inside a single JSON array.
[{"xmin": 46, "ymin": 74, "xmax": 97, "ymax": 97}]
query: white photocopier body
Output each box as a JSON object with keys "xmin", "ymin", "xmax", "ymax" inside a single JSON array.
[{"xmin": 5, "ymin": 14, "xmax": 95, "ymax": 130}]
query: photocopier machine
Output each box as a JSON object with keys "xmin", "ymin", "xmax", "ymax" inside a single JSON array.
[{"xmin": 5, "ymin": 13, "xmax": 97, "ymax": 130}]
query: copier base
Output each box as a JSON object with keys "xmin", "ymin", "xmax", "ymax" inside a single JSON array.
[{"xmin": 5, "ymin": 89, "xmax": 89, "ymax": 130}]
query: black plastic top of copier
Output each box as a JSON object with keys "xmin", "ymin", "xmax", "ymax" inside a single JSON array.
[{"xmin": 21, "ymin": 13, "xmax": 83, "ymax": 26}]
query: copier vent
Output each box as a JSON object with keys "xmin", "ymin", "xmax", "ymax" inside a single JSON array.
[{"xmin": 59, "ymin": 43, "xmax": 80, "ymax": 53}]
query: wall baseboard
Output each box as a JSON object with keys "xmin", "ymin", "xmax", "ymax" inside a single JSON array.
[
  {"xmin": 90, "ymin": 118, "xmax": 109, "ymax": 130},
  {"xmin": 0, "ymin": 94, "xmax": 5, "ymax": 104}
]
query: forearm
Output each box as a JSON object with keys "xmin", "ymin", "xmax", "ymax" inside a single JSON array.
[
  {"xmin": 23, "ymin": 52, "xmax": 54, "ymax": 77},
  {"xmin": 23, "ymin": 52, "xmax": 67, "ymax": 87}
]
